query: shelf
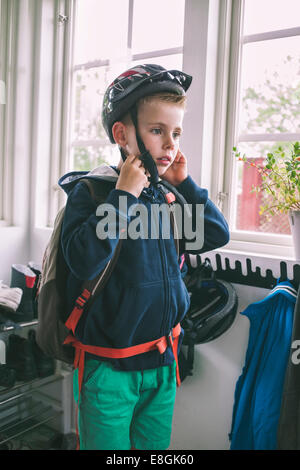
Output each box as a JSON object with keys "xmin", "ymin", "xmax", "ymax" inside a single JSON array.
[
  {"xmin": 0, "ymin": 373, "xmax": 63, "ymax": 399},
  {"xmin": 0, "ymin": 319, "xmax": 38, "ymax": 332},
  {"xmin": 0, "ymin": 401, "xmax": 63, "ymax": 447},
  {"xmin": 0, "ymin": 374, "xmax": 65, "ymax": 448},
  {"xmin": 0, "ymin": 317, "xmax": 74, "ymax": 448}
]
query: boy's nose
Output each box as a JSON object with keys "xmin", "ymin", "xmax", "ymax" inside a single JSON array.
[{"xmin": 163, "ymin": 135, "xmax": 175, "ymax": 150}]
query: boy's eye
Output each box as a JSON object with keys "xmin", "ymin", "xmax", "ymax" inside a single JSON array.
[
  {"xmin": 151, "ymin": 128, "xmax": 161, "ymax": 135},
  {"xmin": 150, "ymin": 128, "xmax": 182, "ymax": 138}
]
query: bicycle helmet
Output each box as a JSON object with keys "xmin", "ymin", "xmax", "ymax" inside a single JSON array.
[
  {"xmin": 102, "ymin": 64, "xmax": 192, "ymax": 182},
  {"xmin": 179, "ymin": 260, "xmax": 238, "ymax": 381},
  {"xmin": 102, "ymin": 64, "xmax": 192, "ymax": 143}
]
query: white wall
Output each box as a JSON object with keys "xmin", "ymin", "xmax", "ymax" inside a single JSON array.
[
  {"xmin": 170, "ymin": 250, "xmax": 298, "ymax": 450},
  {"xmin": 171, "ymin": 283, "xmax": 270, "ymax": 450}
]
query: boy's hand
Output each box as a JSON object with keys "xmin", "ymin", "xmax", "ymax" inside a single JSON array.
[
  {"xmin": 161, "ymin": 149, "xmax": 188, "ymax": 186},
  {"xmin": 116, "ymin": 154, "xmax": 150, "ymax": 198}
]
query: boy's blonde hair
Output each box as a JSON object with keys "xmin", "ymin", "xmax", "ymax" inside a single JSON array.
[
  {"xmin": 138, "ymin": 92, "xmax": 186, "ymax": 108},
  {"xmin": 121, "ymin": 92, "xmax": 186, "ymax": 126}
]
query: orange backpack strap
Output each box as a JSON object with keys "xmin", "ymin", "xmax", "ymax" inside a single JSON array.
[{"xmin": 64, "ymin": 322, "xmax": 181, "ymax": 395}]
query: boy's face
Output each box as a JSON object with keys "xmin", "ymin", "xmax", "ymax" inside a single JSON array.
[{"xmin": 125, "ymin": 98, "xmax": 184, "ymax": 176}]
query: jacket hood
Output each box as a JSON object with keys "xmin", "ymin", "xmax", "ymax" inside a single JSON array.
[{"xmin": 58, "ymin": 163, "xmax": 119, "ymax": 195}]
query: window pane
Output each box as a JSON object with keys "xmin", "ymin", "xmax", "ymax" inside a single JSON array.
[
  {"xmin": 72, "ymin": 69, "xmax": 108, "ymax": 142},
  {"xmin": 238, "ymin": 37, "xmax": 300, "ymax": 135},
  {"xmin": 132, "ymin": 0, "xmax": 185, "ymax": 54},
  {"xmin": 233, "ymin": 141, "xmax": 292, "ymax": 235},
  {"xmin": 243, "ymin": 0, "xmax": 300, "ymax": 35},
  {"xmin": 132, "ymin": 54, "xmax": 183, "ymax": 71},
  {"xmin": 70, "ymin": 145, "xmax": 120, "ymax": 172},
  {"xmin": 73, "ymin": 0, "xmax": 129, "ymax": 64},
  {"xmin": 72, "ymin": 54, "xmax": 183, "ymax": 144}
]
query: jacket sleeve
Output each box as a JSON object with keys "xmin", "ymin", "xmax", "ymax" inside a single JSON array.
[
  {"xmin": 175, "ymin": 175, "xmax": 230, "ymax": 254},
  {"xmin": 60, "ymin": 181, "xmax": 139, "ymax": 280}
]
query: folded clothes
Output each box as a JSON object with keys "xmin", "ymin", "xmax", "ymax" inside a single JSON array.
[{"xmin": 0, "ymin": 283, "xmax": 23, "ymax": 313}]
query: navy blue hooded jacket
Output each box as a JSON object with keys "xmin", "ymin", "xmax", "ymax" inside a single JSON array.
[{"xmin": 59, "ymin": 164, "xmax": 230, "ymax": 371}]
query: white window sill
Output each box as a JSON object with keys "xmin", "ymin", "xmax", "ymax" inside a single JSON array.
[
  {"xmin": 0, "ymin": 223, "xmax": 23, "ymax": 232},
  {"xmin": 33, "ymin": 226, "xmax": 297, "ymax": 261},
  {"xmin": 34, "ymin": 226, "xmax": 53, "ymax": 234},
  {"xmin": 223, "ymin": 238, "xmax": 295, "ymax": 261},
  {"xmin": 0, "ymin": 220, "xmax": 11, "ymax": 228},
  {"xmin": 32, "ymin": 226, "xmax": 299, "ymax": 284}
]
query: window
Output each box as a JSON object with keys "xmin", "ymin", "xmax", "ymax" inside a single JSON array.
[
  {"xmin": 70, "ymin": 0, "xmax": 185, "ymax": 172},
  {"xmin": 0, "ymin": 0, "xmax": 16, "ymax": 225},
  {"xmin": 224, "ymin": 0, "xmax": 300, "ymax": 253}
]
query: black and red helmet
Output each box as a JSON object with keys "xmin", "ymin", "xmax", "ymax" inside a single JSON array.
[
  {"xmin": 178, "ymin": 260, "xmax": 238, "ymax": 381},
  {"xmin": 102, "ymin": 64, "xmax": 192, "ymax": 143}
]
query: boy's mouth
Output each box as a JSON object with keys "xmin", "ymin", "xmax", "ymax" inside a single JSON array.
[{"xmin": 156, "ymin": 156, "xmax": 172, "ymax": 166}]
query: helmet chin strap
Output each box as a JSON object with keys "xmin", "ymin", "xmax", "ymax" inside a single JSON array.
[
  {"xmin": 120, "ymin": 146, "xmax": 127, "ymax": 162},
  {"xmin": 119, "ymin": 105, "xmax": 159, "ymax": 185}
]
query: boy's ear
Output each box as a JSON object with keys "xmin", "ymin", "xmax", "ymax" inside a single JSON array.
[{"xmin": 112, "ymin": 121, "xmax": 127, "ymax": 147}]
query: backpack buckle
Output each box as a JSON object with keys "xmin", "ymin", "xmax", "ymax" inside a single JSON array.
[
  {"xmin": 167, "ymin": 331, "xmax": 174, "ymax": 348},
  {"xmin": 75, "ymin": 289, "xmax": 91, "ymax": 309},
  {"xmin": 165, "ymin": 192, "xmax": 176, "ymax": 204}
]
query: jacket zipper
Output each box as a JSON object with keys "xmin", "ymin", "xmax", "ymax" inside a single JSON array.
[
  {"xmin": 143, "ymin": 187, "xmax": 171, "ymax": 365},
  {"xmin": 154, "ymin": 189, "xmax": 170, "ymax": 364}
]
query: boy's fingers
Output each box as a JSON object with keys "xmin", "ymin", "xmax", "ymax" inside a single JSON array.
[
  {"xmin": 124, "ymin": 154, "xmax": 148, "ymax": 170},
  {"xmin": 175, "ymin": 149, "xmax": 183, "ymax": 162},
  {"xmin": 128, "ymin": 155, "xmax": 143, "ymax": 167},
  {"xmin": 126, "ymin": 154, "xmax": 136, "ymax": 163}
]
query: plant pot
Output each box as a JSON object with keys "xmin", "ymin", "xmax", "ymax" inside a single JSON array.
[{"xmin": 288, "ymin": 210, "xmax": 300, "ymax": 261}]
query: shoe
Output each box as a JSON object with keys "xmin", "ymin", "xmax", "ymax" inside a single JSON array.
[
  {"xmin": 49, "ymin": 432, "xmax": 77, "ymax": 450},
  {"xmin": 10, "ymin": 265, "xmax": 36, "ymax": 321},
  {"xmin": 28, "ymin": 329, "xmax": 55, "ymax": 378},
  {"xmin": 0, "ymin": 364, "xmax": 16, "ymax": 388},
  {"xmin": 6, "ymin": 334, "xmax": 38, "ymax": 382},
  {"xmin": 3, "ymin": 438, "xmax": 33, "ymax": 450},
  {"xmin": 0, "ymin": 436, "xmax": 14, "ymax": 450},
  {"xmin": 0, "ymin": 441, "xmax": 13, "ymax": 450}
]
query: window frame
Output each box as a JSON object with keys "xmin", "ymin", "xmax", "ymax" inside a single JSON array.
[
  {"xmin": 69, "ymin": 0, "xmax": 185, "ymax": 181},
  {"xmin": 219, "ymin": 0, "xmax": 300, "ymax": 258},
  {"xmin": 39, "ymin": 0, "xmax": 222, "ymax": 229},
  {"xmin": 38, "ymin": 0, "xmax": 300, "ymax": 263},
  {"xmin": 46, "ymin": 0, "xmax": 76, "ymax": 227},
  {"xmin": 0, "ymin": 0, "xmax": 18, "ymax": 227},
  {"xmin": 69, "ymin": 0, "xmax": 221, "ymax": 191}
]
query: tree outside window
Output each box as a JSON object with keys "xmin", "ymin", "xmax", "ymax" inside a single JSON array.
[{"xmin": 233, "ymin": 0, "xmax": 300, "ymax": 236}]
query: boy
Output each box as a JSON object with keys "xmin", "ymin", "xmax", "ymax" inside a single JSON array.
[{"xmin": 59, "ymin": 64, "xmax": 229, "ymax": 450}]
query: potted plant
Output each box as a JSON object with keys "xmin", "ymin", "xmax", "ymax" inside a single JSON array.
[{"xmin": 233, "ymin": 141, "xmax": 300, "ymax": 260}]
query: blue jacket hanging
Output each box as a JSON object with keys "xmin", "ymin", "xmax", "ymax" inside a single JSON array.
[{"xmin": 229, "ymin": 281, "xmax": 297, "ymax": 450}]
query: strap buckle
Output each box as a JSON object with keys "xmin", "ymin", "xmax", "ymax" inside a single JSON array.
[
  {"xmin": 167, "ymin": 331, "xmax": 174, "ymax": 349},
  {"xmin": 75, "ymin": 288, "xmax": 91, "ymax": 309}
]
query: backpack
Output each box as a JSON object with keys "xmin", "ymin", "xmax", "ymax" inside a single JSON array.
[{"xmin": 36, "ymin": 177, "xmax": 185, "ymax": 364}]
